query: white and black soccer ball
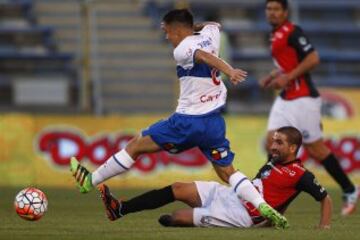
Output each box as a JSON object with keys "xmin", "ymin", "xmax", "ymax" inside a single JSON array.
[{"xmin": 14, "ymin": 187, "xmax": 48, "ymax": 221}]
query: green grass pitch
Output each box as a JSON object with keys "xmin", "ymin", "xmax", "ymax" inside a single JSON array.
[{"xmin": 0, "ymin": 187, "xmax": 358, "ymax": 240}]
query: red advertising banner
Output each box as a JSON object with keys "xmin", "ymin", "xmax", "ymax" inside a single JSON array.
[{"xmin": 0, "ymin": 114, "xmax": 359, "ymax": 188}]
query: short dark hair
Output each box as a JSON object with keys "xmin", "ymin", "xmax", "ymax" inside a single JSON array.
[
  {"xmin": 276, "ymin": 126, "xmax": 302, "ymax": 154},
  {"xmin": 266, "ymin": 0, "xmax": 288, "ymax": 10},
  {"xmin": 162, "ymin": 9, "xmax": 194, "ymax": 28}
]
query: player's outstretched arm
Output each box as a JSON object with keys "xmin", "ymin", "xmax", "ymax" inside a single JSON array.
[
  {"xmin": 318, "ymin": 195, "xmax": 332, "ymax": 229},
  {"xmin": 296, "ymin": 171, "xmax": 332, "ymax": 230},
  {"xmin": 194, "ymin": 49, "xmax": 247, "ymax": 85}
]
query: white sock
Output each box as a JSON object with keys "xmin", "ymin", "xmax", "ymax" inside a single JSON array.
[
  {"xmin": 229, "ymin": 171, "xmax": 265, "ymax": 208},
  {"xmin": 91, "ymin": 149, "xmax": 135, "ymax": 186}
]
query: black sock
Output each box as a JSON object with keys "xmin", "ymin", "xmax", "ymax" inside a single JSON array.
[
  {"xmin": 321, "ymin": 154, "xmax": 355, "ymax": 193},
  {"xmin": 121, "ymin": 185, "xmax": 175, "ymax": 215}
]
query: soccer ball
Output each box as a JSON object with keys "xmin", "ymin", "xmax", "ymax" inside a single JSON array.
[{"xmin": 14, "ymin": 187, "xmax": 48, "ymax": 221}]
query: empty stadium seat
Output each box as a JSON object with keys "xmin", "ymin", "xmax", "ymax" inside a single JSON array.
[{"xmin": 0, "ymin": 0, "xmax": 77, "ymax": 111}]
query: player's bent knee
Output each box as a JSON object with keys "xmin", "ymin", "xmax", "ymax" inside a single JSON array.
[
  {"xmin": 213, "ymin": 164, "xmax": 236, "ymax": 184},
  {"xmin": 125, "ymin": 135, "xmax": 142, "ymax": 156},
  {"xmin": 217, "ymin": 172, "xmax": 230, "ymax": 183},
  {"xmin": 171, "ymin": 182, "xmax": 187, "ymax": 198},
  {"xmin": 125, "ymin": 135, "xmax": 160, "ymax": 158}
]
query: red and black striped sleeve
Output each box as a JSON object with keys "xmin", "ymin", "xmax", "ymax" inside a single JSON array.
[{"xmin": 295, "ymin": 171, "xmax": 328, "ymax": 201}]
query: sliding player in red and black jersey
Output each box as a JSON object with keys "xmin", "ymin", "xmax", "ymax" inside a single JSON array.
[
  {"xmin": 244, "ymin": 127, "xmax": 331, "ymax": 226},
  {"xmin": 97, "ymin": 127, "xmax": 332, "ymax": 229},
  {"xmin": 259, "ymin": 0, "xmax": 358, "ymax": 216}
]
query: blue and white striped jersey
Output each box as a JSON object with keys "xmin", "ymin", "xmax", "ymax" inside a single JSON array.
[{"xmin": 173, "ymin": 24, "xmax": 227, "ymax": 115}]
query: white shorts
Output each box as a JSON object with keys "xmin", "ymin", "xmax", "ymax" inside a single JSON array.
[
  {"xmin": 193, "ymin": 181, "xmax": 253, "ymax": 228},
  {"xmin": 267, "ymin": 96, "xmax": 323, "ymax": 143}
]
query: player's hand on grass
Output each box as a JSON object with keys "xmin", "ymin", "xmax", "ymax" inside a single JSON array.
[{"xmin": 229, "ymin": 68, "xmax": 247, "ymax": 85}]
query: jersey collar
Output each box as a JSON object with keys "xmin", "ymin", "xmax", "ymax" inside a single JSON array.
[
  {"xmin": 276, "ymin": 158, "xmax": 301, "ymax": 166},
  {"xmin": 272, "ymin": 20, "xmax": 291, "ymax": 32}
]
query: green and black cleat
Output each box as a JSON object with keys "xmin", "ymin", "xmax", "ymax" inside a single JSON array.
[
  {"xmin": 258, "ymin": 203, "xmax": 289, "ymax": 229},
  {"xmin": 70, "ymin": 157, "xmax": 94, "ymax": 193}
]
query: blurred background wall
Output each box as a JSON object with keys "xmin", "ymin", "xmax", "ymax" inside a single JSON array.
[{"xmin": 0, "ymin": 0, "xmax": 359, "ymax": 187}]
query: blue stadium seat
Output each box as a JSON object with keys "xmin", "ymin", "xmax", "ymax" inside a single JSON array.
[{"xmin": 0, "ymin": 0, "xmax": 78, "ymax": 110}]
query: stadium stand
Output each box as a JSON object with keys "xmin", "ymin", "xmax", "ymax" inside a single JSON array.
[
  {"xmin": 35, "ymin": 0, "xmax": 176, "ymax": 114},
  {"xmin": 0, "ymin": 0, "xmax": 77, "ymax": 112},
  {"xmin": 1, "ymin": 0, "xmax": 359, "ymax": 114}
]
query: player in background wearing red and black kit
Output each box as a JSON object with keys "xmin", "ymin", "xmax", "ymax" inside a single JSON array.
[
  {"xmin": 97, "ymin": 127, "xmax": 332, "ymax": 229},
  {"xmin": 259, "ymin": 0, "xmax": 358, "ymax": 216}
]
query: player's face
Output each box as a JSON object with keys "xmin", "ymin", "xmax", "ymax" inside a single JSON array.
[
  {"xmin": 161, "ymin": 22, "xmax": 180, "ymax": 47},
  {"xmin": 266, "ymin": 2, "xmax": 288, "ymax": 27},
  {"xmin": 270, "ymin": 132, "xmax": 293, "ymax": 162}
]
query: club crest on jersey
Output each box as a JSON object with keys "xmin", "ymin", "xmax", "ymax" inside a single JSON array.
[
  {"xmin": 163, "ymin": 143, "xmax": 179, "ymax": 154},
  {"xmin": 261, "ymin": 169, "xmax": 271, "ymax": 179},
  {"xmin": 211, "ymin": 148, "xmax": 228, "ymax": 161},
  {"xmin": 299, "ymin": 36, "xmax": 307, "ymax": 45}
]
